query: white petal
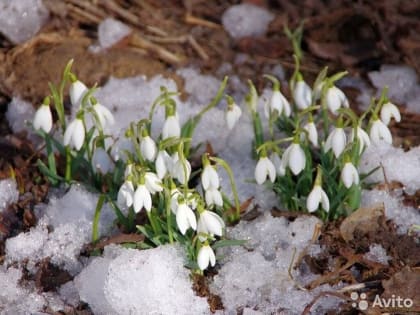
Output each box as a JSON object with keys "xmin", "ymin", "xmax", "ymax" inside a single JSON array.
[
  {"xmin": 63, "ymin": 120, "xmax": 76, "ymax": 146},
  {"xmin": 145, "ymin": 172, "xmax": 163, "ymax": 194},
  {"xmin": 72, "ymin": 119, "xmax": 85, "ymax": 150},
  {"xmin": 162, "ymin": 115, "xmax": 180, "ymax": 139},
  {"xmin": 304, "ymin": 122, "xmax": 318, "ymax": 147},
  {"xmin": 117, "ymin": 181, "xmax": 134, "ymax": 208},
  {"xmin": 33, "ymin": 105, "xmax": 53, "ymax": 133},
  {"xmin": 140, "ymin": 136, "xmax": 157, "ymax": 161},
  {"xmin": 380, "ymin": 102, "xmax": 401, "ymax": 125},
  {"xmin": 200, "ymin": 210, "xmax": 224, "ymax": 236},
  {"xmin": 226, "ymin": 104, "xmax": 242, "ymax": 129},
  {"xmin": 320, "ymin": 189, "xmax": 330, "ymax": 212},
  {"xmin": 133, "ymin": 185, "xmax": 150, "ymax": 213},
  {"xmin": 307, "ymin": 186, "xmax": 321, "ymax": 213},
  {"xmin": 155, "ymin": 151, "xmax": 168, "ymax": 179},
  {"xmin": 293, "ymin": 80, "xmax": 312, "ymax": 110},
  {"xmin": 197, "ymin": 245, "xmax": 215, "ymax": 270},
  {"xmin": 70, "ymin": 80, "xmax": 88, "ymax": 108},
  {"xmin": 289, "ymin": 144, "xmax": 306, "ymax": 175}
]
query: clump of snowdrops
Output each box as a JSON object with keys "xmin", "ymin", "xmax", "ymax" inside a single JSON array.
[
  {"xmin": 32, "ymin": 60, "xmax": 243, "ymax": 272},
  {"xmin": 241, "ymin": 36, "xmax": 401, "ymax": 220}
]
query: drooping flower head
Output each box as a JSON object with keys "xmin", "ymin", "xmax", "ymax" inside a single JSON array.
[{"xmin": 33, "ymin": 97, "xmax": 53, "ymax": 133}]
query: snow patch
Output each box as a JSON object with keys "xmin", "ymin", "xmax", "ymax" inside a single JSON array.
[{"xmin": 222, "ymin": 4, "xmax": 274, "ymax": 39}]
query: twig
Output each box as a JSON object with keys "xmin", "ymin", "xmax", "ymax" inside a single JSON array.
[
  {"xmin": 129, "ymin": 32, "xmax": 183, "ymax": 65},
  {"xmin": 187, "ymin": 35, "xmax": 209, "ymax": 61},
  {"xmin": 66, "ymin": 0, "xmax": 107, "ymax": 19},
  {"xmin": 185, "ymin": 13, "xmax": 221, "ymax": 29},
  {"xmin": 287, "ymin": 247, "xmax": 308, "ymax": 291},
  {"xmin": 66, "ymin": 3, "xmax": 103, "ymax": 24}
]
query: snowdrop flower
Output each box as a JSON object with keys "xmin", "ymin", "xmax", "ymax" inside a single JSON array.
[
  {"xmin": 92, "ymin": 102, "xmax": 115, "ymax": 128},
  {"xmin": 144, "ymin": 172, "xmax": 163, "ymax": 194},
  {"xmin": 255, "ymin": 155, "xmax": 276, "ymax": 185},
  {"xmin": 197, "ymin": 244, "xmax": 216, "ymax": 270},
  {"xmin": 155, "ymin": 150, "xmax": 172, "ymax": 179},
  {"xmin": 201, "ymin": 164, "xmax": 219, "ymax": 190},
  {"xmin": 341, "ymin": 162, "xmax": 359, "ymax": 188},
  {"xmin": 293, "ymin": 79, "xmax": 312, "ymax": 110},
  {"xmin": 171, "ymin": 152, "xmax": 191, "ymax": 185},
  {"xmin": 176, "ymin": 202, "xmax": 197, "ymax": 235},
  {"xmin": 205, "ymin": 188, "xmax": 223, "ymax": 207},
  {"xmin": 170, "ymin": 188, "xmax": 181, "ymax": 214},
  {"xmin": 226, "ymin": 100, "xmax": 242, "ymax": 130},
  {"xmin": 380, "ymin": 102, "xmax": 401, "ymax": 125},
  {"xmin": 162, "ymin": 114, "xmax": 180, "ymax": 139},
  {"xmin": 326, "ymin": 86, "xmax": 349, "ymax": 114},
  {"xmin": 197, "ymin": 210, "xmax": 225, "ymax": 238},
  {"xmin": 269, "ymin": 152, "xmax": 285, "ymax": 176},
  {"xmin": 92, "ymin": 147, "xmax": 114, "ymax": 174},
  {"xmin": 281, "ymin": 142, "xmax": 306, "ymax": 176},
  {"xmin": 324, "ymin": 127, "xmax": 346, "ymax": 158},
  {"xmin": 63, "ymin": 117, "xmax": 85, "ymax": 150},
  {"xmin": 133, "ymin": 184, "xmax": 152, "ymax": 213},
  {"xmin": 69, "ymin": 79, "xmax": 88, "ymax": 108},
  {"xmin": 140, "ymin": 135, "xmax": 157, "ymax": 161},
  {"xmin": 306, "ymin": 185, "xmax": 330, "ymax": 213},
  {"xmin": 369, "ymin": 119, "xmax": 392, "ymax": 144},
  {"xmin": 264, "ymin": 90, "xmax": 291, "ymax": 118},
  {"xmin": 350, "ymin": 126, "xmax": 371, "ymax": 153},
  {"xmin": 33, "ymin": 103, "xmax": 53, "ymax": 133},
  {"xmin": 303, "ymin": 121, "xmax": 318, "ymax": 147},
  {"xmin": 117, "ymin": 180, "xmax": 135, "ymax": 208}
]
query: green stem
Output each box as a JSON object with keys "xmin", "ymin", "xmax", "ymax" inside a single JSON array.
[
  {"xmin": 164, "ymin": 186, "xmax": 174, "ymax": 244},
  {"xmin": 92, "ymin": 194, "xmax": 105, "ymax": 243}
]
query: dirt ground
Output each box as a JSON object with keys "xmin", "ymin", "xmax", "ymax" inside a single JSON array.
[{"xmin": 0, "ymin": 1, "xmax": 419, "ymax": 314}]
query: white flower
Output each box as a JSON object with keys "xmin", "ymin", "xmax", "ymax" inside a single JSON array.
[
  {"xmin": 293, "ymin": 80, "xmax": 312, "ymax": 110},
  {"xmin": 197, "ymin": 244, "xmax": 216, "ymax": 270},
  {"xmin": 133, "ymin": 184, "xmax": 152, "ymax": 213},
  {"xmin": 369, "ymin": 119, "xmax": 392, "ymax": 144},
  {"xmin": 264, "ymin": 90, "xmax": 291, "ymax": 118},
  {"xmin": 33, "ymin": 103, "xmax": 53, "ymax": 133},
  {"xmin": 117, "ymin": 180, "xmax": 135, "ymax": 208},
  {"xmin": 281, "ymin": 143, "xmax": 306, "ymax": 176},
  {"xmin": 350, "ymin": 126, "xmax": 371, "ymax": 154},
  {"xmin": 140, "ymin": 136, "xmax": 157, "ymax": 161},
  {"xmin": 380, "ymin": 102, "xmax": 401, "ymax": 125},
  {"xmin": 63, "ymin": 118, "xmax": 85, "ymax": 150},
  {"xmin": 70, "ymin": 80, "xmax": 88, "ymax": 108},
  {"xmin": 201, "ymin": 165, "xmax": 219, "ymax": 190},
  {"xmin": 269, "ymin": 152, "xmax": 285, "ymax": 176},
  {"xmin": 170, "ymin": 188, "xmax": 181, "ymax": 214},
  {"xmin": 255, "ymin": 156, "xmax": 276, "ymax": 185},
  {"xmin": 171, "ymin": 152, "xmax": 191, "ymax": 185},
  {"xmin": 155, "ymin": 150, "xmax": 172, "ymax": 179},
  {"xmin": 144, "ymin": 172, "xmax": 163, "ymax": 194},
  {"xmin": 205, "ymin": 188, "xmax": 223, "ymax": 207},
  {"xmin": 226, "ymin": 102, "xmax": 242, "ymax": 130},
  {"xmin": 303, "ymin": 121, "xmax": 318, "ymax": 147},
  {"xmin": 162, "ymin": 114, "xmax": 181, "ymax": 139},
  {"xmin": 93, "ymin": 103, "xmax": 115, "ymax": 128},
  {"xmin": 176, "ymin": 202, "xmax": 197, "ymax": 235},
  {"xmin": 306, "ymin": 185, "xmax": 330, "ymax": 213},
  {"xmin": 197, "ymin": 210, "xmax": 225, "ymax": 238},
  {"xmin": 324, "ymin": 127, "xmax": 346, "ymax": 158},
  {"xmin": 124, "ymin": 163, "xmax": 134, "ymax": 179},
  {"xmin": 341, "ymin": 162, "xmax": 359, "ymax": 188},
  {"xmin": 92, "ymin": 148, "xmax": 114, "ymax": 174},
  {"xmin": 326, "ymin": 86, "xmax": 349, "ymax": 114}
]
